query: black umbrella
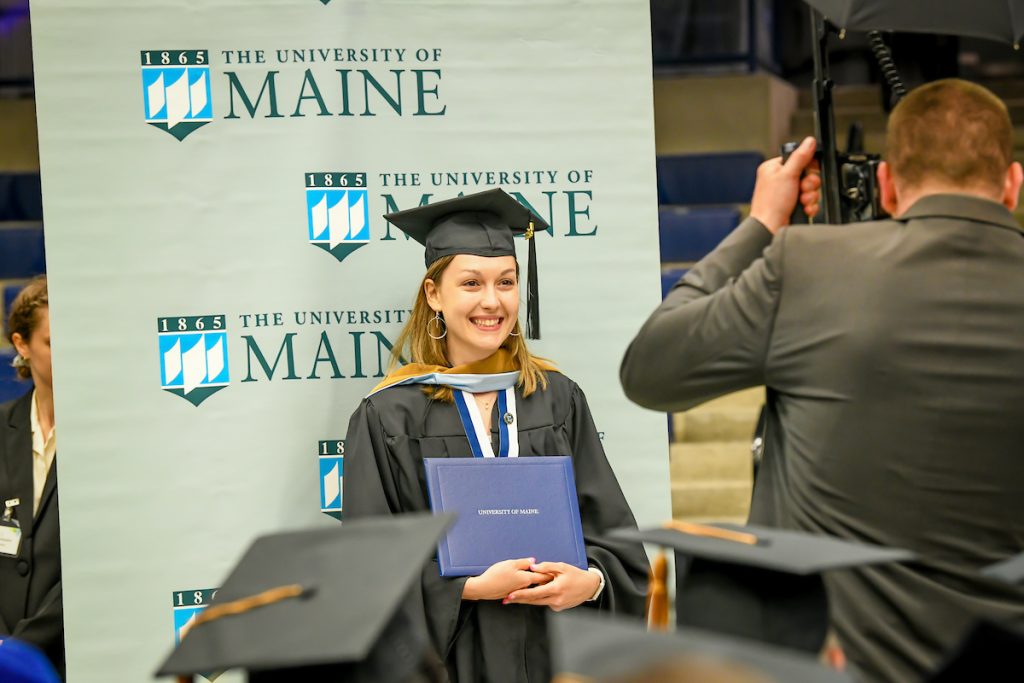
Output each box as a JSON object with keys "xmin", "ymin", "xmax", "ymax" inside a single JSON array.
[
  {"xmin": 799, "ymin": 0, "xmax": 1024, "ymax": 224},
  {"xmin": 803, "ymin": 0, "xmax": 1024, "ymax": 46}
]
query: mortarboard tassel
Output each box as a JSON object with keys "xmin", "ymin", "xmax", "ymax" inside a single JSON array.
[
  {"xmin": 662, "ymin": 519, "xmax": 759, "ymax": 545},
  {"xmin": 526, "ymin": 220, "xmax": 540, "ymax": 339},
  {"xmin": 646, "ymin": 549, "xmax": 669, "ymax": 631},
  {"xmin": 190, "ymin": 584, "xmax": 309, "ymax": 629}
]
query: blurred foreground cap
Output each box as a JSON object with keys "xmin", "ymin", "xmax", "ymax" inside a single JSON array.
[
  {"xmin": 549, "ymin": 610, "xmax": 854, "ymax": 683},
  {"xmin": 156, "ymin": 513, "xmax": 452, "ymax": 683},
  {"xmin": 615, "ymin": 522, "xmax": 914, "ymax": 653}
]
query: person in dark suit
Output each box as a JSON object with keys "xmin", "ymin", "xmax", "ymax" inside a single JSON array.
[
  {"xmin": 0, "ymin": 276, "xmax": 62, "ymax": 678},
  {"xmin": 621, "ymin": 79, "xmax": 1024, "ymax": 682}
]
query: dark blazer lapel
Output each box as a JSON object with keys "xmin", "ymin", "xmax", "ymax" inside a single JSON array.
[{"xmin": 4, "ymin": 391, "xmax": 36, "ymax": 537}]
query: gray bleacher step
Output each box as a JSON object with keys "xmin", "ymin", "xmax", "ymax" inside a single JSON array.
[
  {"xmin": 798, "ymin": 80, "xmax": 1024, "ymax": 111},
  {"xmin": 979, "ymin": 80, "xmax": 1024, "ymax": 101},
  {"xmin": 789, "ymin": 125, "xmax": 1024, "ymax": 161},
  {"xmin": 654, "ymin": 73, "xmax": 799, "ymax": 158},
  {"xmin": 678, "ymin": 515, "xmax": 749, "ymax": 526},
  {"xmin": 661, "ymin": 261, "xmax": 697, "ymax": 272},
  {"xmin": 798, "ymin": 85, "xmax": 880, "ymax": 110},
  {"xmin": 793, "ymin": 119, "xmax": 1024, "ymax": 159},
  {"xmin": 0, "ymin": 100, "xmax": 40, "ymax": 172},
  {"xmin": 670, "ymin": 441, "xmax": 753, "ymax": 482},
  {"xmin": 685, "ymin": 386, "xmax": 765, "ymax": 410},
  {"xmin": 795, "ymin": 102, "xmax": 1024, "ymax": 138},
  {"xmin": 792, "ymin": 107, "xmax": 888, "ymax": 137},
  {"xmin": 671, "ymin": 480, "xmax": 752, "ymax": 520},
  {"xmin": 673, "ymin": 408, "xmax": 760, "ymax": 444},
  {"xmin": 787, "ymin": 125, "xmax": 888, "ymax": 155}
]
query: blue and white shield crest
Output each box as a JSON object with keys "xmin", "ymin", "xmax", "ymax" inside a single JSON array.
[
  {"xmin": 172, "ymin": 588, "xmax": 221, "ymax": 681},
  {"xmin": 158, "ymin": 316, "xmax": 229, "ymax": 407},
  {"xmin": 305, "ymin": 173, "xmax": 370, "ymax": 264},
  {"xmin": 141, "ymin": 50, "xmax": 213, "ymax": 141},
  {"xmin": 319, "ymin": 440, "xmax": 344, "ymax": 521}
]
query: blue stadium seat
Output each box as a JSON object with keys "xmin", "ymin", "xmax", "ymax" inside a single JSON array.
[
  {"xmin": 0, "ymin": 348, "xmax": 31, "ymax": 405},
  {"xmin": 656, "ymin": 152, "xmax": 762, "ymax": 205},
  {"xmin": 659, "ymin": 206, "xmax": 740, "ymax": 263},
  {"xmin": 0, "ymin": 223, "xmax": 46, "ymax": 279},
  {"xmin": 0, "ymin": 173, "xmax": 43, "ymax": 221},
  {"xmin": 661, "ymin": 267, "xmax": 688, "ymax": 299}
]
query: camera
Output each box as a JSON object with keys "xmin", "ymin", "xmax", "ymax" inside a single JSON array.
[
  {"xmin": 837, "ymin": 152, "xmax": 884, "ymax": 223},
  {"xmin": 781, "ymin": 142, "xmax": 885, "ymax": 224}
]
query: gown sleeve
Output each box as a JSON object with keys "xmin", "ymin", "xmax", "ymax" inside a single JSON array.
[
  {"xmin": 564, "ymin": 383, "xmax": 650, "ymax": 616},
  {"xmin": 619, "ymin": 217, "xmax": 780, "ymax": 412},
  {"xmin": 343, "ymin": 398, "xmax": 396, "ymax": 517},
  {"xmin": 342, "ymin": 397, "xmax": 471, "ymax": 659}
]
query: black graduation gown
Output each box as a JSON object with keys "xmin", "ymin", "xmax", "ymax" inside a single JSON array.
[{"xmin": 343, "ymin": 372, "xmax": 649, "ymax": 683}]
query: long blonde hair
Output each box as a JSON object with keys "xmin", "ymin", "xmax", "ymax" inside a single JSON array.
[{"xmin": 389, "ymin": 255, "xmax": 552, "ymax": 402}]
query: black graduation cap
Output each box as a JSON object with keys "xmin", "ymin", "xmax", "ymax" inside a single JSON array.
[
  {"xmin": 155, "ymin": 513, "xmax": 452, "ymax": 683},
  {"xmin": 384, "ymin": 188, "xmax": 548, "ymax": 339},
  {"xmin": 548, "ymin": 610, "xmax": 855, "ymax": 683},
  {"xmin": 981, "ymin": 551, "xmax": 1024, "ymax": 587},
  {"xmin": 612, "ymin": 522, "xmax": 915, "ymax": 654}
]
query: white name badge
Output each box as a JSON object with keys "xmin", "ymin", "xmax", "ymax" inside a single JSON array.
[{"xmin": 0, "ymin": 523, "xmax": 22, "ymax": 558}]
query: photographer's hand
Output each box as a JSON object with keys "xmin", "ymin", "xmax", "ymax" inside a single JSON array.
[
  {"xmin": 750, "ymin": 136, "xmax": 817, "ymax": 234},
  {"xmin": 800, "ymin": 168, "xmax": 822, "ymax": 220}
]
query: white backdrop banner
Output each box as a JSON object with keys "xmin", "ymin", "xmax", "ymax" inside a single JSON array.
[{"xmin": 30, "ymin": 1, "xmax": 669, "ymax": 680}]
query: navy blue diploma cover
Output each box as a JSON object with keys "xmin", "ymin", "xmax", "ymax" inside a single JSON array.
[{"xmin": 424, "ymin": 456, "xmax": 588, "ymax": 577}]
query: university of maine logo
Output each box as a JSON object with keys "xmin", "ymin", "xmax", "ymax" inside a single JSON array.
[
  {"xmin": 319, "ymin": 440, "xmax": 344, "ymax": 521},
  {"xmin": 305, "ymin": 172, "xmax": 370, "ymax": 263},
  {"xmin": 158, "ymin": 316, "xmax": 229, "ymax": 406},
  {"xmin": 141, "ymin": 50, "xmax": 213, "ymax": 141},
  {"xmin": 172, "ymin": 588, "xmax": 220, "ymax": 681}
]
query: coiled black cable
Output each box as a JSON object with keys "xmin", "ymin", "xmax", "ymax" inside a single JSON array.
[{"xmin": 869, "ymin": 30, "xmax": 907, "ymax": 104}]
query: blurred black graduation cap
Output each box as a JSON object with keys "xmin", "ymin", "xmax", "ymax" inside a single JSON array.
[
  {"xmin": 155, "ymin": 513, "xmax": 452, "ymax": 683},
  {"xmin": 612, "ymin": 522, "xmax": 915, "ymax": 654},
  {"xmin": 384, "ymin": 188, "xmax": 548, "ymax": 339},
  {"xmin": 982, "ymin": 551, "xmax": 1024, "ymax": 587},
  {"xmin": 549, "ymin": 610, "xmax": 854, "ymax": 683}
]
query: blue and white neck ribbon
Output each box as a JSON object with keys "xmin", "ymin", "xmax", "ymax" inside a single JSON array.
[
  {"xmin": 366, "ymin": 371, "xmax": 519, "ymax": 397},
  {"xmin": 453, "ymin": 387, "xmax": 519, "ymax": 458}
]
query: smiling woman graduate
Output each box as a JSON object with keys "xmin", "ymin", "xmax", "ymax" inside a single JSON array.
[{"xmin": 342, "ymin": 189, "xmax": 649, "ymax": 683}]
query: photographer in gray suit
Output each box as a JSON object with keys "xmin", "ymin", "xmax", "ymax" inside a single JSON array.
[{"xmin": 621, "ymin": 79, "xmax": 1024, "ymax": 682}]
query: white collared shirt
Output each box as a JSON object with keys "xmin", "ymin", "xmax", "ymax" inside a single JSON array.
[{"xmin": 30, "ymin": 391, "xmax": 56, "ymax": 515}]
